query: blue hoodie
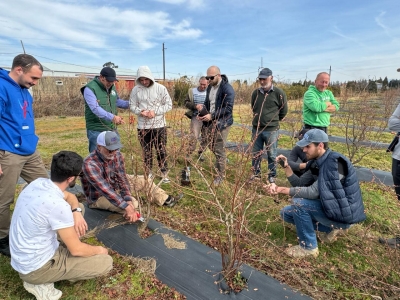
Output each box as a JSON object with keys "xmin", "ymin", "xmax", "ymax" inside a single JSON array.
[{"xmin": 0, "ymin": 68, "xmax": 38, "ymax": 155}]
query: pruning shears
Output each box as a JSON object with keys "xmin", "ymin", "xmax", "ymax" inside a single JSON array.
[{"xmin": 136, "ymin": 212, "xmax": 145, "ymax": 223}]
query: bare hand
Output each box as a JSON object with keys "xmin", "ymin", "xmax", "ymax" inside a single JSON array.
[
  {"xmin": 124, "ymin": 205, "xmax": 138, "ymax": 223},
  {"xmin": 113, "ymin": 116, "xmax": 125, "ymax": 125},
  {"xmin": 73, "ymin": 212, "xmax": 88, "ymax": 237},
  {"xmin": 276, "ymin": 154, "xmax": 287, "ymax": 165},
  {"xmin": 267, "ymin": 183, "xmax": 278, "ymax": 195},
  {"xmin": 98, "ymin": 246, "xmax": 109, "ymax": 255},
  {"xmin": 147, "ymin": 110, "xmax": 155, "ymax": 118},
  {"xmin": 198, "ymin": 113, "xmax": 212, "ymax": 121},
  {"xmin": 0, "ymin": 164, "xmax": 2, "ymax": 176},
  {"xmin": 325, "ymin": 105, "xmax": 336, "ymax": 113},
  {"xmin": 195, "ymin": 104, "xmax": 203, "ymax": 111}
]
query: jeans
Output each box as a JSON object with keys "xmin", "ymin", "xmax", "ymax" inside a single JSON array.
[
  {"xmin": 251, "ymin": 128, "xmax": 278, "ymax": 178},
  {"xmin": 280, "ymin": 198, "xmax": 351, "ymax": 249},
  {"xmin": 392, "ymin": 158, "xmax": 400, "ymax": 201},
  {"xmin": 87, "ymin": 129, "xmax": 119, "ymax": 153}
]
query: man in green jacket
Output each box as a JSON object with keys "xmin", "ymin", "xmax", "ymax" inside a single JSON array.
[
  {"xmin": 251, "ymin": 68, "xmax": 288, "ymax": 183},
  {"xmin": 302, "ymin": 72, "xmax": 339, "ymax": 133},
  {"xmin": 81, "ymin": 67, "xmax": 129, "ymax": 152}
]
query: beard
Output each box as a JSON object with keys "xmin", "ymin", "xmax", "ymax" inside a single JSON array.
[{"xmin": 69, "ymin": 178, "xmax": 77, "ymax": 188}]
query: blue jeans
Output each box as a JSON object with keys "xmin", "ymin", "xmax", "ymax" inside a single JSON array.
[
  {"xmin": 87, "ymin": 129, "xmax": 119, "ymax": 153},
  {"xmin": 251, "ymin": 129, "xmax": 278, "ymax": 178},
  {"xmin": 280, "ymin": 198, "xmax": 351, "ymax": 249}
]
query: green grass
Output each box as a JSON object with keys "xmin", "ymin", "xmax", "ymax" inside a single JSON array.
[{"xmin": 2, "ymin": 103, "xmax": 400, "ymax": 299}]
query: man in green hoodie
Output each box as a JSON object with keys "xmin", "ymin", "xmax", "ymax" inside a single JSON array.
[{"xmin": 302, "ymin": 72, "xmax": 339, "ymax": 133}]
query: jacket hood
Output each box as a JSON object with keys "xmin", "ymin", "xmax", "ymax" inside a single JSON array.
[
  {"xmin": 221, "ymin": 74, "xmax": 229, "ymax": 83},
  {"xmin": 136, "ymin": 66, "xmax": 155, "ymax": 86},
  {"xmin": 0, "ymin": 68, "xmax": 20, "ymax": 88}
]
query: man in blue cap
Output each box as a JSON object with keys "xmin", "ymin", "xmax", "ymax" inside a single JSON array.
[{"xmin": 267, "ymin": 129, "xmax": 365, "ymax": 258}]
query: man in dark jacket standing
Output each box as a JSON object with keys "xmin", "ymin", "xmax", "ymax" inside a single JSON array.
[
  {"xmin": 81, "ymin": 67, "xmax": 129, "ymax": 153},
  {"xmin": 198, "ymin": 66, "xmax": 234, "ymax": 186},
  {"xmin": 267, "ymin": 129, "xmax": 365, "ymax": 258},
  {"xmin": 250, "ymin": 68, "xmax": 288, "ymax": 183}
]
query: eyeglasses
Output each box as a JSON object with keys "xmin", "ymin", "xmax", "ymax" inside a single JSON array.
[{"xmin": 206, "ymin": 74, "xmax": 219, "ymax": 81}]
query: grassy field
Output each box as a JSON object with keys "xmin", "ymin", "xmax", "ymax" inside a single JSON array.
[{"xmin": 1, "ymin": 102, "xmax": 400, "ymax": 299}]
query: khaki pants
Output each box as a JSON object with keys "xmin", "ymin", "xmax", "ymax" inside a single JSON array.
[
  {"xmin": 202, "ymin": 125, "xmax": 230, "ymax": 176},
  {"xmin": 88, "ymin": 175, "xmax": 169, "ymax": 212},
  {"xmin": 19, "ymin": 245, "xmax": 113, "ymax": 284},
  {"xmin": 0, "ymin": 150, "xmax": 48, "ymax": 238}
]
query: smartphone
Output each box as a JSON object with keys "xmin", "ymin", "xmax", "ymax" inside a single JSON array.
[{"xmin": 278, "ymin": 159, "xmax": 285, "ymax": 168}]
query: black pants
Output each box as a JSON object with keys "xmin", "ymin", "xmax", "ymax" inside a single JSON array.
[
  {"xmin": 138, "ymin": 127, "xmax": 168, "ymax": 174},
  {"xmin": 303, "ymin": 124, "xmax": 327, "ymax": 133},
  {"xmin": 392, "ymin": 158, "xmax": 400, "ymax": 201}
]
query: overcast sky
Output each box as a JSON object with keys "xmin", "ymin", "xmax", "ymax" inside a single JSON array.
[{"xmin": 0, "ymin": 0, "xmax": 399, "ymax": 83}]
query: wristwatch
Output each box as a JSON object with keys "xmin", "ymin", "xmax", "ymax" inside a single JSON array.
[{"xmin": 72, "ymin": 207, "xmax": 82, "ymax": 213}]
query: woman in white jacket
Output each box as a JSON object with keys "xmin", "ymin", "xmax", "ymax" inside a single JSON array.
[{"xmin": 129, "ymin": 66, "xmax": 172, "ymax": 183}]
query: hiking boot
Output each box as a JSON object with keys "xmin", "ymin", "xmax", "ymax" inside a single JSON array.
[
  {"xmin": 181, "ymin": 167, "xmax": 191, "ymax": 186},
  {"xmin": 213, "ymin": 176, "xmax": 224, "ymax": 186},
  {"xmin": 379, "ymin": 236, "xmax": 400, "ymax": 249},
  {"xmin": 285, "ymin": 245, "xmax": 319, "ymax": 258},
  {"xmin": 318, "ymin": 229, "xmax": 340, "ymax": 243},
  {"xmin": 163, "ymin": 193, "xmax": 184, "ymax": 208},
  {"xmin": 23, "ymin": 282, "xmax": 62, "ymax": 300},
  {"xmin": 0, "ymin": 235, "xmax": 11, "ymax": 257}
]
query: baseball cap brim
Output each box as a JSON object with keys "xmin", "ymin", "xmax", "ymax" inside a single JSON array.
[
  {"xmin": 105, "ymin": 142, "xmax": 122, "ymax": 151},
  {"xmin": 296, "ymin": 139, "xmax": 312, "ymax": 148},
  {"xmin": 104, "ymin": 76, "xmax": 118, "ymax": 82}
]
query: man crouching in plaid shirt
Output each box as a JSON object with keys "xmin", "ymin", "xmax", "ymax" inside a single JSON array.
[{"xmin": 81, "ymin": 131, "xmax": 179, "ymax": 222}]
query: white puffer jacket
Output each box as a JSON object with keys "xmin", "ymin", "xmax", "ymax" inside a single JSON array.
[{"xmin": 129, "ymin": 66, "xmax": 172, "ymax": 129}]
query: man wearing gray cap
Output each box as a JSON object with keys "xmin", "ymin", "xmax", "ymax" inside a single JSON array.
[
  {"xmin": 250, "ymin": 68, "xmax": 288, "ymax": 183},
  {"xmin": 81, "ymin": 131, "xmax": 178, "ymax": 222},
  {"xmin": 267, "ymin": 129, "xmax": 365, "ymax": 258},
  {"xmin": 81, "ymin": 67, "xmax": 130, "ymax": 153}
]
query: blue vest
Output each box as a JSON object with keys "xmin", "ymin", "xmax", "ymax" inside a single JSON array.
[{"xmin": 317, "ymin": 149, "xmax": 366, "ymax": 224}]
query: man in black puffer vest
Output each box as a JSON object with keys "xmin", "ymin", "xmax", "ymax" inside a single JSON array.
[{"xmin": 267, "ymin": 129, "xmax": 366, "ymax": 258}]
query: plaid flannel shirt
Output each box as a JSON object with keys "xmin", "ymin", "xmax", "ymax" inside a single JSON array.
[{"xmin": 81, "ymin": 149, "xmax": 131, "ymax": 209}]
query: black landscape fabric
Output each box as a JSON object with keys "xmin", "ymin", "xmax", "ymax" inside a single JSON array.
[{"xmin": 84, "ymin": 205, "xmax": 311, "ymax": 300}]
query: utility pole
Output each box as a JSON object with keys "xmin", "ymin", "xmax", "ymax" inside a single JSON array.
[
  {"xmin": 258, "ymin": 57, "xmax": 263, "ymax": 72},
  {"xmin": 162, "ymin": 43, "xmax": 166, "ymax": 81},
  {"xmin": 20, "ymin": 40, "xmax": 26, "ymax": 54},
  {"xmin": 329, "ymin": 65, "xmax": 331, "ymax": 77}
]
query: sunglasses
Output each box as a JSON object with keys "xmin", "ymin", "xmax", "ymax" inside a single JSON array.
[
  {"xmin": 206, "ymin": 74, "xmax": 219, "ymax": 80},
  {"xmin": 106, "ymin": 149, "xmax": 118, "ymax": 154}
]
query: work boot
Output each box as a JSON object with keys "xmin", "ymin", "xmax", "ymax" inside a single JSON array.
[{"xmin": 0, "ymin": 235, "xmax": 11, "ymax": 257}]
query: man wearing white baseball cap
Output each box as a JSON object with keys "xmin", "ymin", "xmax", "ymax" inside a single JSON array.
[{"xmin": 81, "ymin": 132, "xmax": 179, "ymax": 222}]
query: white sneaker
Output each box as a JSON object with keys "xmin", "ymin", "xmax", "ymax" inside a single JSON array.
[
  {"xmin": 161, "ymin": 176, "xmax": 170, "ymax": 184},
  {"xmin": 23, "ymin": 281, "xmax": 62, "ymax": 300},
  {"xmin": 285, "ymin": 245, "xmax": 319, "ymax": 258}
]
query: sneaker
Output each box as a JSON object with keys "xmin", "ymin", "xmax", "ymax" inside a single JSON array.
[
  {"xmin": 318, "ymin": 229, "xmax": 340, "ymax": 243},
  {"xmin": 213, "ymin": 176, "xmax": 224, "ymax": 186},
  {"xmin": 161, "ymin": 176, "xmax": 170, "ymax": 184},
  {"xmin": 378, "ymin": 236, "xmax": 400, "ymax": 249},
  {"xmin": 23, "ymin": 281, "xmax": 62, "ymax": 300},
  {"xmin": 285, "ymin": 245, "xmax": 319, "ymax": 258},
  {"xmin": 0, "ymin": 235, "xmax": 10, "ymax": 257},
  {"xmin": 163, "ymin": 193, "xmax": 184, "ymax": 208}
]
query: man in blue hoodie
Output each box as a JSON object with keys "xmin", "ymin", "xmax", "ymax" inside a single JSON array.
[{"xmin": 0, "ymin": 54, "xmax": 48, "ymax": 257}]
